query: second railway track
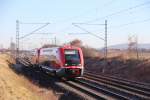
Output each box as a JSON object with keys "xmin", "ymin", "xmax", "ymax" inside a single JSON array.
[{"xmin": 83, "ymin": 71, "xmax": 150, "ymax": 99}]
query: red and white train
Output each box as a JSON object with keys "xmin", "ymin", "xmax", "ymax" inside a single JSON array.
[{"xmin": 29, "ymin": 45, "xmax": 84, "ymax": 78}]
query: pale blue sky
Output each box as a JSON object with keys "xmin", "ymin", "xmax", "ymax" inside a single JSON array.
[{"xmin": 0, "ymin": 0, "xmax": 150, "ymax": 49}]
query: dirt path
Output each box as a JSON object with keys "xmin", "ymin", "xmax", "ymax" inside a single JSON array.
[{"xmin": 0, "ymin": 54, "xmax": 57, "ymax": 100}]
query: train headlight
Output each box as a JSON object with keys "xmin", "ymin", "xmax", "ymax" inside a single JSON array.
[{"xmin": 65, "ymin": 63, "xmax": 68, "ymax": 66}]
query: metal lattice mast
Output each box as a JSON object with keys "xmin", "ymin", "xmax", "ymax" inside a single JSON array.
[
  {"xmin": 16, "ymin": 20, "xmax": 50, "ymax": 59},
  {"xmin": 16, "ymin": 20, "xmax": 19, "ymax": 58},
  {"xmin": 105, "ymin": 20, "xmax": 107, "ymax": 63},
  {"xmin": 71, "ymin": 20, "xmax": 108, "ymax": 73},
  {"xmin": 71, "ymin": 20, "xmax": 108, "ymax": 60}
]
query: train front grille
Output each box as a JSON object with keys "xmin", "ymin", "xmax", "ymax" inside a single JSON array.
[{"xmin": 65, "ymin": 68, "xmax": 81, "ymax": 76}]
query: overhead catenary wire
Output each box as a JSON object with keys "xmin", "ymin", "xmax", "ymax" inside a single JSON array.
[
  {"xmin": 54, "ymin": 0, "xmax": 118, "ymax": 24},
  {"xmin": 79, "ymin": 17, "xmax": 150, "ymax": 33},
  {"xmin": 19, "ymin": 22, "xmax": 50, "ymax": 25},
  {"xmin": 16, "ymin": 21, "xmax": 50, "ymax": 58},
  {"xmin": 19, "ymin": 23, "xmax": 50, "ymax": 39},
  {"xmin": 72, "ymin": 23, "xmax": 105, "ymax": 26},
  {"xmin": 109, "ymin": 17, "xmax": 150, "ymax": 29},
  {"xmin": 58, "ymin": 1, "xmax": 150, "ymax": 35},
  {"xmin": 72, "ymin": 23, "xmax": 105, "ymax": 41},
  {"xmin": 85, "ymin": 1, "xmax": 150, "ymax": 23},
  {"xmin": 54, "ymin": 0, "xmax": 118, "ymax": 33},
  {"xmin": 16, "ymin": 1, "xmax": 150, "ymax": 52},
  {"xmin": 20, "ymin": 33, "xmax": 55, "ymax": 35},
  {"xmin": 72, "ymin": 21, "xmax": 108, "ymax": 73}
]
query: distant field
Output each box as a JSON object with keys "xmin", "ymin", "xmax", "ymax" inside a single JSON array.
[{"xmin": 106, "ymin": 50, "xmax": 150, "ymax": 60}]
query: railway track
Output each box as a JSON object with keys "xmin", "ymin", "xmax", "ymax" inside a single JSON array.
[
  {"xmin": 71, "ymin": 79, "xmax": 130, "ymax": 100},
  {"xmin": 17, "ymin": 58, "xmax": 124, "ymax": 99},
  {"xmin": 83, "ymin": 71, "xmax": 150, "ymax": 99},
  {"xmin": 85, "ymin": 70, "xmax": 150, "ymax": 87},
  {"xmin": 57, "ymin": 81, "xmax": 107, "ymax": 100},
  {"xmin": 16, "ymin": 58, "xmax": 106, "ymax": 99},
  {"xmin": 84, "ymin": 71, "xmax": 150, "ymax": 91},
  {"xmin": 16, "ymin": 57, "xmax": 150, "ymax": 99}
]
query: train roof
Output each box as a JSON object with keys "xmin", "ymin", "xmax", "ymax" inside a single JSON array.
[{"xmin": 39, "ymin": 45, "xmax": 81, "ymax": 50}]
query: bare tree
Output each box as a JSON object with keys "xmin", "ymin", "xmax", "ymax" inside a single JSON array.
[{"xmin": 70, "ymin": 39, "xmax": 83, "ymax": 47}]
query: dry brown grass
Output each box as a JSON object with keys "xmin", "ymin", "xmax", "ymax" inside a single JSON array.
[
  {"xmin": 0, "ymin": 54, "xmax": 57, "ymax": 100},
  {"xmin": 85, "ymin": 50, "xmax": 150, "ymax": 84},
  {"xmin": 106, "ymin": 50, "xmax": 150, "ymax": 60}
]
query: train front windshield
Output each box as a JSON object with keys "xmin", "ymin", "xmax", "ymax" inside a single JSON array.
[{"xmin": 64, "ymin": 50, "xmax": 80, "ymax": 66}]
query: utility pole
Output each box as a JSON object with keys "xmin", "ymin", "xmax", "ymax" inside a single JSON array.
[
  {"xmin": 71, "ymin": 20, "xmax": 108, "ymax": 73},
  {"xmin": 102, "ymin": 20, "xmax": 108, "ymax": 73},
  {"xmin": 16, "ymin": 20, "xmax": 50, "ymax": 59},
  {"xmin": 105, "ymin": 20, "xmax": 107, "ymax": 63},
  {"xmin": 16, "ymin": 20, "xmax": 19, "ymax": 58},
  {"xmin": 54, "ymin": 36, "xmax": 56, "ymax": 45},
  {"xmin": 10, "ymin": 37, "xmax": 13, "ymax": 55},
  {"xmin": 135, "ymin": 36, "xmax": 139, "ymax": 60}
]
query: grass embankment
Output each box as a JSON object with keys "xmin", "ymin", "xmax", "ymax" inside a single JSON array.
[{"xmin": 0, "ymin": 54, "xmax": 57, "ymax": 100}]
